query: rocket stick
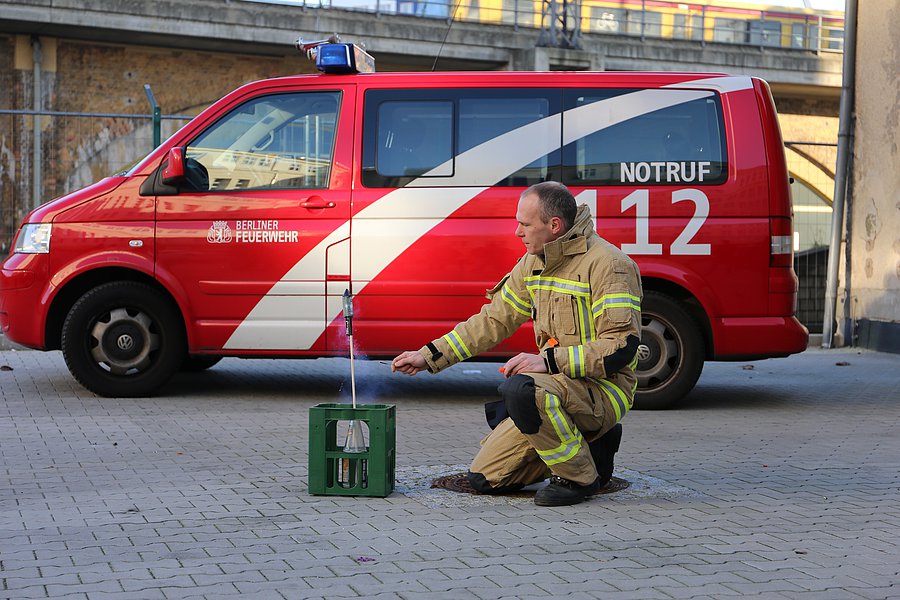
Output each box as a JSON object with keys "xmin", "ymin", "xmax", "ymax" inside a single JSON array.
[{"xmin": 342, "ymin": 289, "xmax": 357, "ymax": 409}]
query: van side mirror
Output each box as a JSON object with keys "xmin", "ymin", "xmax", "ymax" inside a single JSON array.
[{"xmin": 161, "ymin": 147, "xmax": 186, "ymax": 185}]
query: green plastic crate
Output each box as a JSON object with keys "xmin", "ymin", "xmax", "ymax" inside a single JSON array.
[{"xmin": 308, "ymin": 403, "xmax": 395, "ymax": 497}]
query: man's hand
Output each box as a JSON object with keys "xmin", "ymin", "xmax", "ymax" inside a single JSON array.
[
  {"xmin": 391, "ymin": 350, "xmax": 428, "ymax": 376},
  {"xmin": 501, "ymin": 353, "xmax": 548, "ymax": 377}
]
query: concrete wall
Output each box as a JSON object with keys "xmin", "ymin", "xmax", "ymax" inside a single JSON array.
[{"xmin": 841, "ymin": 0, "xmax": 900, "ymax": 351}]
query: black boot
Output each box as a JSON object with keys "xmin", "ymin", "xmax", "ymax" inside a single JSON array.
[
  {"xmin": 589, "ymin": 423, "xmax": 622, "ymax": 487},
  {"xmin": 466, "ymin": 471, "xmax": 524, "ymax": 495},
  {"xmin": 534, "ymin": 476, "xmax": 600, "ymax": 506}
]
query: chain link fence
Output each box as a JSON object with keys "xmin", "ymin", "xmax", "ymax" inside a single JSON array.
[
  {"xmin": 0, "ymin": 109, "xmax": 191, "ymax": 254},
  {"xmin": 786, "ymin": 141, "xmax": 837, "ymax": 335}
]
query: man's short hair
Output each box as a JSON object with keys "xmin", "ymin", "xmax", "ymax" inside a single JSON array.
[{"xmin": 523, "ymin": 181, "xmax": 577, "ymax": 232}]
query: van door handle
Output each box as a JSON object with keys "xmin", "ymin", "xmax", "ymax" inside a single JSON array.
[{"xmin": 301, "ymin": 198, "xmax": 336, "ymax": 209}]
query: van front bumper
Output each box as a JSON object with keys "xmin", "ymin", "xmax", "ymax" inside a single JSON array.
[{"xmin": 0, "ymin": 258, "xmax": 49, "ymax": 350}]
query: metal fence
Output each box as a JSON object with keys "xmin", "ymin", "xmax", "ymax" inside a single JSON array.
[
  {"xmin": 787, "ymin": 141, "xmax": 837, "ymax": 334},
  {"xmin": 0, "ymin": 109, "xmax": 192, "ymax": 254}
]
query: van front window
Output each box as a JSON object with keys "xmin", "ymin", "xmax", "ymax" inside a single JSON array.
[{"xmin": 185, "ymin": 92, "xmax": 341, "ymax": 191}]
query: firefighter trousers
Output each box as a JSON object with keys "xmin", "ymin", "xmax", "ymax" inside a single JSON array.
[{"xmin": 470, "ymin": 372, "xmax": 620, "ymax": 489}]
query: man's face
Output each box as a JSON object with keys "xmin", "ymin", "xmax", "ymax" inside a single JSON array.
[{"xmin": 515, "ymin": 192, "xmax": 562, "ymax": 255}]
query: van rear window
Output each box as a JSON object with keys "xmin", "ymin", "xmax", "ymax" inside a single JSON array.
[{"xmin": 563, "ymin": 89, "xmax": 727, "ymax": 186}]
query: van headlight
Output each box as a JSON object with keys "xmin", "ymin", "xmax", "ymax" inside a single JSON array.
[{"xmin": 14, "ymin": 223, "xmax": 52, "ymax": 254}]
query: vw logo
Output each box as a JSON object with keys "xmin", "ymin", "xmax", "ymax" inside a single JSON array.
[
  {"xmin": 637, "ymin": 344, "xmax": 652, "ymax": 361},
  {"xmin": 117, "ymin": 334, "xmax": 135, "ymax": 351}
]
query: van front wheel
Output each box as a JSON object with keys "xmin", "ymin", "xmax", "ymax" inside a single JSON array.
[
  {"xmin": 61, "ymin": 282, "xmax": 185, "ymax": 397},
  {"xmin": 633, "ymin": 291, "xmax": 704, "ymax": 410}
]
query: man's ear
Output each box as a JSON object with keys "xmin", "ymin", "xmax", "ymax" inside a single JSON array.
[{"xmin": 550, "ymin": 216, "xmax": 564, "ymax": 235}]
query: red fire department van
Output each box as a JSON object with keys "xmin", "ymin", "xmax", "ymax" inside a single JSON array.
[{"xmin": 0, "ymin": 42, "xmax": 807, "ymax": 408}]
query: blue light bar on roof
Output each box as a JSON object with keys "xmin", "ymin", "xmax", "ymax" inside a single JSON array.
[{"xmin": 315, "ymin": 43, "xmax": 375, "ymax": 74}]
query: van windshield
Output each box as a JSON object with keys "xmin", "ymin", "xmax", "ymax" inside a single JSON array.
[{"xmin": 184, "ymin": 91, "xmax": 341, "ymax": 191}]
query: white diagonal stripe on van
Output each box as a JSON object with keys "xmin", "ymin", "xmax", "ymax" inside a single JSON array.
[
  {"xmin": 225, "ymin": 83, "xmax": 738, "ymax": 350},
  {"xmin": 223, "ymin": 188, "xmax": 487, "ymax": 350},
  {"xmin": 350, "ymin": 187, "xmax": 488, "ymax": 283},
  {"xmin": 563, "ymin": 89, "xmax": 713, "ymax": 145},
  {"xmin": 407, "ymin": 116, "xmax": 561, "ymax": 188},
  {"xmin": 664, "ymin": 75, "xmax": 754, "ymax": 94},
  {"xmin": 223, "ymin": 221, "xmax": 350, "ymax": 350}
]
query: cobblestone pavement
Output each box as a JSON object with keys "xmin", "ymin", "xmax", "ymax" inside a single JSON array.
[{"xmin": 0, "ymin": 347, "xmax": 898, "ymax": 599}]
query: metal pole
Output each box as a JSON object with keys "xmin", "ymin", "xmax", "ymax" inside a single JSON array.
[
  {"xmin": 31, "ymin": 37, "xmax": 42, "ymax": 210},
  {"xmin": 822, "ymin": 0, "xmax": 857, "ymax": 348},
  {"xmin": 640, "ymin": 0, "xmax": 645, "ymax": 41},
  {"xmin": 144, "ymin": 84, "xmax": 161, "ymax": 149},
  {"xmin": 701, "ymin": 5, "xmax": 706, "ymax": 48},
  {"xmin": 817, "ymin": 14, "xmax": 823, "ymax": 53},
  {"xmin": 759, "ymin": 10, "xmax": 765, "ymax": 51}
]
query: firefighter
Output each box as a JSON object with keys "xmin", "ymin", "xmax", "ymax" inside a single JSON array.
[{"xmin": 392, "ymin": 181, "xmax": 642, "ymax": 507}]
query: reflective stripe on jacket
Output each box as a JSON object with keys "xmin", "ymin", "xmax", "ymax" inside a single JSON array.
[{"xmin": 421, "ymin": 203, "xmax": 643, "ymax": 411}]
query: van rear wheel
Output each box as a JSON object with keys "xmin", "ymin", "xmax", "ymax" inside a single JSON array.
[
  {"xmin": 633, "ymin": 291, "xmax": 704, "ymax": 410},
  {"xmin": 61, "ymin": 282, "xmax": 185, "ymax": 397}
]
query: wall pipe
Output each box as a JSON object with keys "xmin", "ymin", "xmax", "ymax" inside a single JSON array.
[
  {"xmin": 31, "ymin": 36, "xmax": 42, "ymax": 211},
  {"xmin": 821, "ymin": 0, "xmax": 857, "ymax": 349}
]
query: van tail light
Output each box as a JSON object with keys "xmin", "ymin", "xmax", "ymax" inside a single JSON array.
[{"xmin": 770, "ymin": 217, "xmax": 794, "ymax": 268}]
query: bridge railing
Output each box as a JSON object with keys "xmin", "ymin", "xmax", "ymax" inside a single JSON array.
[{"xmin": 258, "ymin": 0, "xmax": 844, "ymax": 53}]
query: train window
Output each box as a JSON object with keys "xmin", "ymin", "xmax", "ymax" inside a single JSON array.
[
  {"xmin": 713, "ymin": 18, "xmax": 745, "ymax": 43},
  {"xmin": 748, "ymin": 20, "xmax": 782, "ymax": 47},
  {"xmin": 590, "ymin": 8, "xmax": 626, "ymax": 34},
  {"xmin": 625, "ymin": 10, "xmax": 662, "ymax": 37}
]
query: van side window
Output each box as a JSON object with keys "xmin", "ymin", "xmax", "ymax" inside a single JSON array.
[
  {"xmin": 376, "ymin": 101, "xmax": 453, "ymax": 177},
  {"xmin": 459, "ymin": 96, "xmax": 554, "ymax": 186},
  {"xmin": 362, "ymin": 88, "xmax": 559, "ymax": 188},
  {"xmin": 185, "ymin": 91, "xmax": 340, "ymax": 191},
  {"xmin": 562, "ymin": 89, "xmax": 727, "ymax": 186}
]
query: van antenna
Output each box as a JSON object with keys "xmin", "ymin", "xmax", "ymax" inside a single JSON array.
[{"xmin": 431, "ymin": 0, "xmax": 466, "ymax": 71}]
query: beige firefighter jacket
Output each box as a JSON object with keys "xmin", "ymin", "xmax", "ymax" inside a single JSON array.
[{"xmin": 421, "ymin": 204, "xmax": 643, "ymax": 416}]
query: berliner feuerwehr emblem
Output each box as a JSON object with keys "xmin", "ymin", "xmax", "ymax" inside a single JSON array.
[{"xmin": 207, "ymin": 221, "xmax": 232, "ymax": 243}]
